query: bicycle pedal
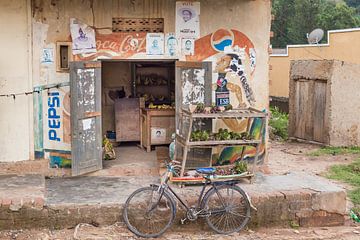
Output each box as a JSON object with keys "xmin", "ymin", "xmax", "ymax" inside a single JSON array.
[{"xmin": 180, "ymin": 218, "xmax": 187, "ymax": 225}]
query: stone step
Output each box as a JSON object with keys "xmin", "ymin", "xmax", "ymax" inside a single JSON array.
[{"xmin": 0, "ymin": 173, "xmax": 347, "ymax": 230}]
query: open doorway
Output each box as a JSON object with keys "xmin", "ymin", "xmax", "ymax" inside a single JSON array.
[{"xmin": 101, "ymin": 60, "xmax": 176, "ymax": 175}]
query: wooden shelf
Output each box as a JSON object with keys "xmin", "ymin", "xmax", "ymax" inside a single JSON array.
[
  {"xmin": 174, "ymin": 107, "xmax": 267, "ymax": 182},
  {"xmin": 181, "ymin": 108, "xmax": 267, "ymax": 118},
  {"xmin": 176, "ymin": 135, "xmax": 260, "ymax": 147}
]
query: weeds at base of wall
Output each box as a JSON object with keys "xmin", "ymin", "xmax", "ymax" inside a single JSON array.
[
  {"xmin": 308, "ymin": 146, "xmax": 360, "ymax": 157},
  {"xmin": 326, "ymin": 158, "xmax": 360, "ymax": 218},
  {"xmin": 269, "ymin": 106, "xmax": 288, "ymax": 141}
]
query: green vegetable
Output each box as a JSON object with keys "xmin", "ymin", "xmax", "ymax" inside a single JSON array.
[{"xmin": 234, "ymin": 161, "xmax": 248, "ymax": 174}]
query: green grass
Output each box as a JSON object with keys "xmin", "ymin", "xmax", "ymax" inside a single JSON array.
[
  {"xmin": 309, "ymin": 146, "xmax": 360, "ymax": 156},
  {"xmin": 326, "ymin": 159, "xmax": 360, "ymax": 206},
  {"xmin": 269, "ymin": 107, "xmax": 288, "ymax": 140}
]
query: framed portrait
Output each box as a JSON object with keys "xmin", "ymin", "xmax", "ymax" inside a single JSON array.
[
  {"xmin": 181, "ymin": 38, "xmax": 195, "ymax": 56},
  {"xmin": 146, "ymin": 33, "xmax": 165, "ymax": 55}
]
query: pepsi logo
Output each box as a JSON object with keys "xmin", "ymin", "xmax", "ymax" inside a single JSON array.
[{"xmin": 211, "ymin": 29, "xmax": 234, "ymax": 52}]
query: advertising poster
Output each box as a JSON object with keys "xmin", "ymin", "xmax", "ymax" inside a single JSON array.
[
  {"xmin": 42, "ymin": 86, "xmax": 71, "ymax": 151},
  {"xmin": 70, "ymin": 18, "xmax": 96, "ymax": 55},
  {"xmin": 176, "ymin": 1, "xmax": 200, "ymax": 39},
  {"xmin": 181, "ymin": 38, "xmax": 195, "ymax": 55},
  {"xmin": 165, "ymin": 33, "xmax": 178, "ymax": 57},
  {"xmin": 41, "ymin": 48, "xmax": 54, "ymax": 64},
  {"xmin": 146, "ymin": 33, "xmax": 165, "ymax": 55}
]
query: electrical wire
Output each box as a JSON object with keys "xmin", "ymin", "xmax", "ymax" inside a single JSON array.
[{"xmin": 0, "ymin": 84, "xmax": 65, "ymax": 100}]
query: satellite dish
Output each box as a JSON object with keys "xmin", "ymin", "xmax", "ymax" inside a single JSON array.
[{"xmin": 307, "ymin": 28, "xmax": 324, "ymax": 44}]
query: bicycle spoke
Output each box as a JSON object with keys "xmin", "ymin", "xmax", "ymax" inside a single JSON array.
[{"xmin": 204, "ymin": 186, "xmax": 251, "ymax": 234}]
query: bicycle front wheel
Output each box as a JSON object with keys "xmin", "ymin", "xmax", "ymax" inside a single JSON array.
[
  {"xmin": 123, "ymin": 186, "xmax": 176, "ymax": 238},
  {"xmin": 203, "ymin": 184, "xmax": 251, "ymax": 234}
]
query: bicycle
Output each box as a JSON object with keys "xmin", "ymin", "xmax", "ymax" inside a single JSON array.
[{"xmin": 123, "ymin": 161, "xmax": 253, "ymax": 238}]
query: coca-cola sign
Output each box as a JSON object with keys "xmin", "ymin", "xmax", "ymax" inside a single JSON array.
[{"xmin": 75, "ymin": 32, "xmax": 147, "ymax": 61}]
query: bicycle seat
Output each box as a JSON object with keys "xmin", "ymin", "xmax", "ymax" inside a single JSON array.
[{"xmin": 196, "ymin": 167, "xmax": 216, "ymax": 175}]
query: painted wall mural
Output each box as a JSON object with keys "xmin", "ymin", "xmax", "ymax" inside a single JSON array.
[{"xmin": 185, "ymin": 28, "xmax": 265, "ymax": 165}]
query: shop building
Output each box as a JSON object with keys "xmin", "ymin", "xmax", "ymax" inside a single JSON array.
[{"xmin": 0, "ymin": 0, "xmax": 271, "ymax": 176}]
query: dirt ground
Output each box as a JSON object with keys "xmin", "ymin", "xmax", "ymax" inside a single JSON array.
[
  {"xmin": 0, "ymin": 223, "xmax": 359, "ymax": 240},
  {"xmin": 1, "ymin": 140, "xmax": 360, "ymax": 240},
  {"xmin": 267, "ymin": 140, "xmax": 359, "ymax": 176}
]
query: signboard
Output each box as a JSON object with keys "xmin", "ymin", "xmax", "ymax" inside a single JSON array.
[
  {"xmin": 75, "ymin": 32, "xmax": 147, "ymax": 61},
  {"xmin": 42, "ymin": 87, "xmax": 71, "ymax": 151}
]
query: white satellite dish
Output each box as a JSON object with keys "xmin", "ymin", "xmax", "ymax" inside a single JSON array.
[{"xmin": 307, "ymin": 28, "xmax": 324, "ymax": 44}]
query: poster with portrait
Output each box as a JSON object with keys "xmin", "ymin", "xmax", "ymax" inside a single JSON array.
[
  {"xmin": 146, "ymin": 33, "xmax": 165, "ymax": 55},
  {"xmin": 176, "ymin": 1, "xmax": 200, "ymax": 39},
  {"xmin": 41, "ymin": 48, "xmax": 54, "ymax": 64},
  {"xmin": 70, "ymin": 18, "xmax": 96, "ymax": 55},
  {"xmin": 165, "ymin": 33, "xmax": 178, "ymax": 57},
  {"xmin": 181, "ymin": 38, "xmax": 195, "ymax": 55}
]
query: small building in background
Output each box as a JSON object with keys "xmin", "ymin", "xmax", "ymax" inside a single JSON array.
[
  {"xmin": 270, "ymin": 28, "xmax": 360, "ymax": 112},
  {"xmin": 289, "ymin": 60, "xmax": 360, "ymax": 146}
]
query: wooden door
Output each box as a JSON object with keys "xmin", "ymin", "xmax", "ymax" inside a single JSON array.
[
  {"xmin": 175, "ymin": 61, "xmax": 212, "ymax": 169},
  {"xmin": 70, "ymin": 61, "xmax": 102, "ymax": 176},
  {"xmin": 293, "ymin": 79, "xmax": 327, "ymax": 143}
]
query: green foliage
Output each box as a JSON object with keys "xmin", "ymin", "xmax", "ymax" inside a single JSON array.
[
  {"xmin": 269, "ymin": 107, "xmax": 288, "ymax": 140},
  {"xmin": 234, "ymin": 161, "xmax": 248, "ymax": 174},
  {"xmin": 317, "ymin": 2, "xmax": 360, "ymax": 34},
  {"xmin": 271, "ymin": 0, "xmax": 360, "ymax": 48},
  {"xmin": 309, "ymin": 146, "xmax": 360, "ymax": 156},
  {"xmin": 326, "ymin": 159, "xmax": 360, "ymax": 205}
]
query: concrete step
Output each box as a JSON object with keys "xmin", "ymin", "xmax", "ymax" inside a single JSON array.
[{"xmin": 0, "ymin": 173, "xmax": 347, "ymax": 230}]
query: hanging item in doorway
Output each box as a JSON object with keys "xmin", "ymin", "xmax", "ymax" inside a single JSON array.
[
  {"xmin": 176, "ymin": 1, "xmax": 200, "ymax": 39},
  {"xmin": 146, "ymin": 33, "xmax": 165, "ymax": 55},
  {"xmin": 181, "ymin": 38, "xmax": 195, "ymax": 56},
  {"xmin": 70, "ymin": 18, "xmax": 96, "ymax": 55},
  {"xmin": 165, "ymin": 33, "xmax": 178, "ymax": 57}
]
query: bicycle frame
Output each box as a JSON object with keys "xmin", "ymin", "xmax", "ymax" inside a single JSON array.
[{"xmin": 154, "ymin": 163, "xmax": 241, "ymax": 215}]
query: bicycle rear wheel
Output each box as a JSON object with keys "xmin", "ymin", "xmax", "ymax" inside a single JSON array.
[
  {"xmin": 203, "ymin": 184, "xmax": 251, "ymax": 234},
  {"xmin": 123, "ymin": 186, "xmax": 176, "ymax": 238}
]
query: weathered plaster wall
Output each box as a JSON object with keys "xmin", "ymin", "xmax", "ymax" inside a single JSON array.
[
  {"xmin": 329, "ymin": 61, "xmax": 360, "ymax": 146},
  {"xmin": 31, "ymin": 0, "xmax": 271, "ymax": 163},
  {"xmin": 0, "ymin": 0, "xmax": 32, "ymax": 162}
]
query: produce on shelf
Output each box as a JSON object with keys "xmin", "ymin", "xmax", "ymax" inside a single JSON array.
[
  {"xmin": 215, "ymin": 162, "xmax": 248, "ymax": 176},
  {"xmin": 148, "ymin": 103, "xmax": 174, "ymax": 110},
  {"xmin": 190, "ymin": 103, "xmax": 232, "ymax": 113},
  {"xmin": 190, "ymin": 128, "xmax": 253, "ymax": 142},
  {"xmin": 234, "ymin": 161, "xmax": 248, "ymax": 173}
]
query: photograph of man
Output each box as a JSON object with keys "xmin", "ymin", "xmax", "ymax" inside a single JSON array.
[
  {"xmin": 146, "ymin": 33, "xmax": 164, "ymax": 55},
  {"xmin": 176, "ymin": 2, "xmax": 200, "ymax": 39},
  {"xmin": 182, "ymin": 9, "xmax": 193, "ymax": 22},
  {"xmin": 181, "ymin": 38, "xmax": 195, "ymax": 55},
  {"xmin": 166, "ymin": 35, "xmax": 177, "ymax": 56}
]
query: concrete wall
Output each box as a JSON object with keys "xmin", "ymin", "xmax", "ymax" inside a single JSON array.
[
  {"xmin": 270, "ymin": 28, "xmax": 360, "ymax": 98},
  {"xmin": 329, "ymin": 61, "xmax": 360, "ymax": 146},
  {"xmin": 0, "ymin": 0, "xmax": 32, "ymax": 162}
]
